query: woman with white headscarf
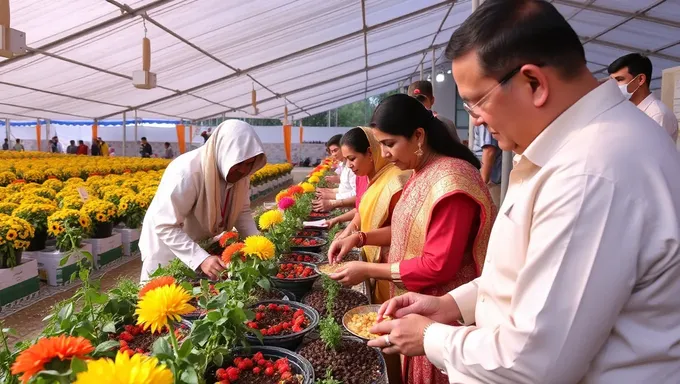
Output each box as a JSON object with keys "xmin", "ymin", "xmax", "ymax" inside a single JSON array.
[{"xmin": 139, "ymin": 120, "xmax": 267, "ymax": 281}]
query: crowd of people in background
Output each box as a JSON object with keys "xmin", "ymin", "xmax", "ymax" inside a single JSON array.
[{"xmin": 0, "ymin": 134, "xmax": 180, "ymax": 159}]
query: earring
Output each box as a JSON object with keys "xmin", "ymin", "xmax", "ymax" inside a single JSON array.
[{"xmin": 414, "ymin": 142, "xmax": 424, "ymax": 157}]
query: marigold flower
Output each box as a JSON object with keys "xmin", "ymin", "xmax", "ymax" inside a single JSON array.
[
  {"xmin": 138, "ymin": 276, "xmax": 176, "ymax": 299},
  {"xmin": 73, "ymin": 351, "xmax": 173, "ymax": 384},
  {"xmin": 11, "ymin": 335, "xmax": 94, "ymax": 384},
  {"xmin": 258, "ymin": 209, "xmax": 284, "ymax": 230},
  {"xmin": 222, "ymin": 242, "xmax": 245, "ymax": 264},
  {"xmin": 135, "ymin": 284, "xmax": 195, "ymax": 334},
  {"xmin": 242, "ymin": 235, "xmax": 276, "ymax": 260}
]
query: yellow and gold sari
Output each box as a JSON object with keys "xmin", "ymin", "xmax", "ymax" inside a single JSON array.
[{"xmin": 356, "ymin": 127, "xmax": 411, "ymax": 303}]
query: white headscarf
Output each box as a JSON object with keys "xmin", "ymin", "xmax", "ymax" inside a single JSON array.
[{"xmin": 196, "ymin": 120, "xmax": 266, "ymax": 234}]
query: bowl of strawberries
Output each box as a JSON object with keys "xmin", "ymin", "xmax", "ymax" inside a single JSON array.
[
  {"xmin": 245, "ymin": 300, "xmax": 320, "ymax": 350},
  {"xmin": 271, "ymin": 262, "xmax": 320, "ymax": 299},
  {"xmin": 280, "ymin": 251, "xmax": 324, "ymax": 265},
  {"xmin": 290, "ymin": 237, "xmax": 327, "ymax": 253},
  {"xmin": 209, "ymin": 346, "xmax": 315, "ymax": 384}
]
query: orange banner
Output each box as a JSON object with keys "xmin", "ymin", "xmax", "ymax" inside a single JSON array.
[
  {"xmin": 176, "ymin": 124, "xmax": 186, "ymax": 154},
  {"xmin": 92, "ymin": 123, "xmax": 98, "ymax": 141},
  {"xmin": 36, "ymin": 123, "xmax": 41, "ymax": 151},
  {"xmin": 283, "ymin": 124, "xmax": 292, "ymax": 163},
  {"xmin": 299, "ymin": 125, "xmax": 304, "ymax": 143}
]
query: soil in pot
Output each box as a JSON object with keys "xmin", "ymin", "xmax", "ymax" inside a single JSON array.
[
  {"xmin": 214, "ymin": 351, "xmax": 304, "ymax": 384},
  {"xmin": 113, "ymin": 323, "xmax": 190, "ymax": 355},
  {"xmin": 248, "ymin": 303, "xmax": 311, "ymax": 336},
  {"xmin": 298, "ymin": 338, "xmax": 383, "ymax": 384},
  {"xmin": 302, "ymin": 287, "xmax": 368, "ymax": 325},
  {"xmin": 252, "ymin": 287, "xmax": 289, "ymax": 302}
]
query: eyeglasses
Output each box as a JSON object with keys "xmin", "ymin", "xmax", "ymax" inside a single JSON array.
[{"xmin": 462, "ymin": 65, "xmax": 523, "ymax": 119}]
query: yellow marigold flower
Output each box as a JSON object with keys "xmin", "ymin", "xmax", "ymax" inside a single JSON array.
[
  {"xmin": 74, "ymin": 351, "xmax": 173, "ymax": 384},
  {"xmin": 258, "ymin": 209, "xmax": 283, "ymax": 230},
  {"xmin": 242, "ymin": 235, "xmax": 276, "ymax": 260},
  {"xmin": 308, "ymin": 176, "xmax": 320, "ymax": 184},
  {"xmin": 135, "ymin": 284, "xmax": 195, "ymax": 334},
  {"xmin": 312, "ymin": 171, "xmax": 324, "ymax": 178},
  {"xmin": 300, "ymin": 182, "xmax": 315, "ymax": 193}
]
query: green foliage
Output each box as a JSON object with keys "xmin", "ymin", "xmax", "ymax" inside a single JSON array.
[
  {"xmin": 0, "ymin": 325, "xmax": 21, "ymax": 384},
  {"xmin": 316, "ymin": 368, "xmax": 342, "ymax": 384},
  {"xmin": 227, "ymin": 251, "xmax": 277, "ymax": 293},
  {"xmin": 322, "ymin": 275, "xmax": 341, "ymax": 316},
  {"xmin": 150, "ymin": 258, "xmax": 197, "ymax": 282},
  {"xmin": 319, "ymin": 316, "xmax": 342, "ymax": 351}
]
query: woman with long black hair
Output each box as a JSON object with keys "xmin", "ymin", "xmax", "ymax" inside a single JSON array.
[{"xmin": 329, "ymin": 94, "xmax": 496, "ymax": 384}]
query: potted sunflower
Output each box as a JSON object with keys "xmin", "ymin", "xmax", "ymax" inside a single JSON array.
[
  {"xmin": 0, "ymin": 213, "xmax": 34, "ymax": 268},
  {"xmin": 80, "ymin": 199, "xmax": 117, "ymax": 239},
  {"xmin": 12, "ymin": 203, "xmax": 58, "ymax": 251},
  {"xmin": 47, "ymin": 209, "xmax": 92, "ymax": 253}
]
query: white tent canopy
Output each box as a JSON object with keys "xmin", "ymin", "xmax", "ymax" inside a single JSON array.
[{"xmin": 1, "ymin": 0, "xmax": 679, "ymax": 123}]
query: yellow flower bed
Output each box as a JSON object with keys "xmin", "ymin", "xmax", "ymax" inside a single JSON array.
[{"xmin": 250, "ymin": 163, "xmax": 293, "ymax": 187}]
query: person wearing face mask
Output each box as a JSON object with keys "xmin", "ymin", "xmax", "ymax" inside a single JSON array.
[
  {"xmin": 138, "ymin": 120, "xmax": 266, "ymax": 282},
  {"xmin": 367, "ymin": 1, "xmax": 680, "ymax": 383},
  {"xmin": 608, "ymin": 53, "xmax": 678, "ymax": 143}
]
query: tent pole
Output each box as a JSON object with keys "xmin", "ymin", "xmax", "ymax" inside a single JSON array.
[
  {"xmin": 4, "ymin": 118, "xmax": 9, "ymax": 146},
  {"xmin": 46, "ymin": 120, "xmax": 50, "ymax": 151},
  {"xmin": 122, "ymin": 112, "xmax": 127, "ymax": 157},
  {"xmin": 431, "ymin": 48, "xmax": 436, "ymax": 91},
  {"xmin": 134, "ymin": 109, "xmax": 138, "ymax": 144},
  {"xmin": 468, "ymin": 0, "xmax": 480, "ymax": 150}
]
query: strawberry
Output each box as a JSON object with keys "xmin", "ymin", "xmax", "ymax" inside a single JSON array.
[
  {"xmin": 227, "ymin": 367, "xmax": 239, "ymax": 381},
  {"xmin": 118, "ymin": 331, "xmax": 134, "ymax": 342},
  {"xmin": 268, "ymin": 303, "xmax": 278, "ymax": 310},
  {"xmin": 255, "ymin": 312, "xmax": 264, "ymax": 321},
  {"xmin": 281, "ymin": 372, "xmax": 293, "ymax": 380},
  {"xmin": 216, "ymin": 368, "xmax": 226, "ymax": 380},
  {"xmin": 276, "ymin": 273, "xmax": 285, "ymax": 279},
  {"xmin": 243, "ymin": 358, "xmax": 253, "ymax": 369},
  {"xmin": 278, "ymin": 364, "xmax": 291, "ymax": 374},
  {"xmin": 247, "ymin": 322, "xmax": 258, "ymax": 329},
  {"xmin": 258, "ymin": 359, "xmax": 268, "ymax": 367},
  {"xmin": 257, "ymin": 304, "xmax": 266, "ymax": 311},
  {"xmin": 237, "ymin": 361, "xmax": 248, "ymax": 371},
  {"xmin": 282, "ymin": 305, "xmax": 291, "ymax": 312},
  {"xmin": 264, "ymin": 367, "xmax": 275, "ymax": 376},
  {"xmin": 253, "ymin": 367, "xmax": 261, "ymax": 375},
  {"xmin": 253, "ymin": 352, "xmax": 264, "ymax": 361}
]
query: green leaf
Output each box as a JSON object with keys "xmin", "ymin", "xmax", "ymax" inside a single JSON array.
[
  {"xmin": 177, "ymin": 338, "xmax": 193, "ymax": 359},
  {"xmin": 92, "ymin": 340, "xmax": 119, "ymax": 357},
  {"xmin": 212, "ymin": 352, "xmax": 224, "ymax": 367},
  {"xmin": 152, "ymin": 336, "xmax": 173, "ymax": 357},
  {"xmin": 59, "ymin": 253, "xmax": 70, "ymax": 267},
  {"xmin": 257, "ymin": 277, "xmax": 271, "ymax": 291},
  {"xmin": 179, "ymin": 366, "xmax": 200, "ymax": 384},
  {"xmin": 58, "ymin": 302, "xmax": 74, "ymax": 320},
  {"xmin": 190, "ymin": 323, "xmax": 211, "ymax": 346},
  {"xmin": 70, "ymin": 357, "xmax": 88, "ymax": 374},
  {"xmin": 206, "ymin": 311, "xmax": 221, "ymax": 322},
  {"xmin": 102, "ymin": 321, "xmax": 116, "ymax": 333}
]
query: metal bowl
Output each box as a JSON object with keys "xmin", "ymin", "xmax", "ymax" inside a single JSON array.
[{"xmin": 342, "ymin": 304, "xmax": 384, "ymax": 341}]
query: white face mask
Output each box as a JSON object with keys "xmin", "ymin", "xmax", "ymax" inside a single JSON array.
[{"xmin": 619, "ymin": 75, "xmax": 641, "ymax": 100}]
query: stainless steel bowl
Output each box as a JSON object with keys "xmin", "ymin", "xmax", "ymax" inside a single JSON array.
[{"xmin": 342, "ymin": 304, "xmax": 383, "ymax": 341}]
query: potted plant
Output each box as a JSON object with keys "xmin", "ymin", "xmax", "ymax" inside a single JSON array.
[
  {"xmin": 117, "ymin": 194, "xmax": 145, "ymax": 229},
  {"xmin": 302, "ymin": 276, "xmax": 369, "ymax": 325},
  {"xmin": 80, "ymin": 199, "xmax": 117, "ymax": 238},
  {"xmin": 245, "ymin": 300, "xmax": 319, "ymax": 350},
  {"xmin": 12, "ymin": 203, "xmax": 57, "ymax": 251},
  {"xmin": 47, "ymin": 209, "xmax": 92, "ymax": 253},
  {"xmin": 270, "ymin": 262, "xmax": 319, "ymax": 299},
  {"xmin": 207, "ymin": 346, "xmax": 315, "ymax": 384},
  {"xmin": 0, "ymin": 214, "xmax": 34, "ymax": 268}
]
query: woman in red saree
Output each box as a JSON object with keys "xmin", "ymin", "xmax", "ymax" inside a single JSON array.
[{"xmin": 329, "ymin": 94, "xmax": 496, "ymax": 384}]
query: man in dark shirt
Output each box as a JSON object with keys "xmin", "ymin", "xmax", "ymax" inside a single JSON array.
[
  {"xmin": 91, "ymin": 138, "xmax": 101, "ymax": 156},
  {"xmin": 2, "ymin": 139, "xmax": 8, "ymax": 150},
  {"xmin": 140, "ymin": 137, "xmax": 153, "ymax": 158},
  {"xmin": 407, "ymin": 80, "xmax": 461, "ymax": 143}
]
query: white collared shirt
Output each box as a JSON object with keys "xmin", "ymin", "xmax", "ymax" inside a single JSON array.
[
  {"xmin": 424, "ymin": 80, "xmax": 680, "ymax": 383},
  {"xmin": 336, "ymin": 162, "xmax": 356, "ymax": 200},
  {"xmin": 638, "ymin": 93, "xmax": 678, "ymax": 143}
]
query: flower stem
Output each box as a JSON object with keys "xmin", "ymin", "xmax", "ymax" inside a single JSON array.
[{"xmin": 166, "ymin": 322, "xmax": 180, "ymax": 358}]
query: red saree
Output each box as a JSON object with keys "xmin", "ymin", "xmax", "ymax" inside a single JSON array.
[{"xmin": 387, "ymin": 156, "xmax": 496, "ymax": 384}]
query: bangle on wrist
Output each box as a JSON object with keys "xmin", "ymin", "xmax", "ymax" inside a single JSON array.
[{"xmin": 356, "ymin": 231, "xmax": 367, "ymax": 247}]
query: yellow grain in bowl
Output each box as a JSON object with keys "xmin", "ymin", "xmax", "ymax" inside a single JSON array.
[
  {"xmin": 346, "ymin": 312, "xmax": 392, "ymax": 340},
  {"xmin": 318, "ymin": 262, "xmax": 346, "ymax": 275}
]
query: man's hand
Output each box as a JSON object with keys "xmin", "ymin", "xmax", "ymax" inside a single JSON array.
[
  {"xmin": 377, "ymin": 292, "xmax": 460, "ymax": 324},
  {"xmin": 327, "ymin": 234, "xmax": 360, "ymax": 264},
  {"xmin": 199, "ymin": 256, "xmax": 226, "ymax": 280},
  {"xmin": 315, "ymin": 190, "xmax": 336, "ymax": 200},
  {"xmin": 325, "ymin": 175, "xmax": 340, "ymax": 184},
  {"xmin": 367, "ymin": 314, "xmax": 434, "ymax": 356}
]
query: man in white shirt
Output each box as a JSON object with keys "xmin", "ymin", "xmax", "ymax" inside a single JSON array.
[
  {"xmin": 608, "ymin": 53, "xmax": 678, "ymax": 143},
  {"xmin": 368, "ymin": 1, "xmax": 680, "ymax": 383},
  {"xmin": 314, "ymin": 134, "xmax": 356, "ymax": 211}
]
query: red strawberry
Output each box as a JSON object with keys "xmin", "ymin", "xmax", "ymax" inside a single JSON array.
[
  {"xmin": 216, "ymin": 368, "xmax": 226, "ymax": 380},
  {"xmin": 281, "ymin": 372, "xmax": 293, "ymax": 380},
  {"xmin": 276, "ymin": 273, "xmax": 285, "ymax": 279},
  {"xmin": 255, "ymin": 312, "xmax": 264, "ymax": 321},
  {"xmin": 268, "ymin": 303, "xmax": 278, "ymax": 310},
  {"xmin": 282, "ymin": 322, "xmax": 291, "ymax": 329},
  {"xmin": 278, "ymin": 364, "xmax": 291, "ymax": 374},
  {"xmin": 243, "ymin": 358, "xmax": 253, "ymax": 369},
  {"xmin": 118, "ymin": 331, "xmax": 134, "ymax": 342},
  {"xmin": 253, "ymin": 352, "xmax": 264, "ymax": 361},
  {"xmin": 237, "ymin": 362, "xmax": 248, "ymax": 371},
  {"xmin": 282, "ymin": 305, "xmax": 291, "ymax": 312},
  {"xmin": 258, "ymin": 359, "xmax": 268, "ymax": 367},
  {"xmin": 247, "ymin": 322, "xmax": 258, "ymax": 329},
  {"xmin": 264, "ymin": 367, "xmax": 275, "ymax": 376},
  {"xmin": 253, "ymin": 367, "xmax": 261, "ymax": 375},
  {"xmin": 226, "ymin": 367, "xmax": 239, "ymax": 381}
]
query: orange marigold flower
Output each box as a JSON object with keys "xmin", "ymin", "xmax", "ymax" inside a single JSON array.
[
  {"xmin": 222, "ymin": 242, "xmax": 245, "ymax": 264},
  {"xmin": 139, "ymin": 276, "xmax": 176, "ymax": 299},
  {"xmin": 287, "ymin": 185, "xmax": 304, "ymax": 196},
  {"xmin": 219, "ymin": 231, "xmax": 239, "ymax": 247},
  {"xmin": 11, "ymin": 335, "xmax": 94, "ymax": 383}
]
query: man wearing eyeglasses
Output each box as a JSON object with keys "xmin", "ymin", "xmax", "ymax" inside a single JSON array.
[{"xmin": 366, "ymin": 0, "xmax": 680, "ymax": 383}]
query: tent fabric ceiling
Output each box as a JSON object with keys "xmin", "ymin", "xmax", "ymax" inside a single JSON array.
[{"xmin": 1, "ymin": 0, "xmax": 679, "ymax": 122}]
